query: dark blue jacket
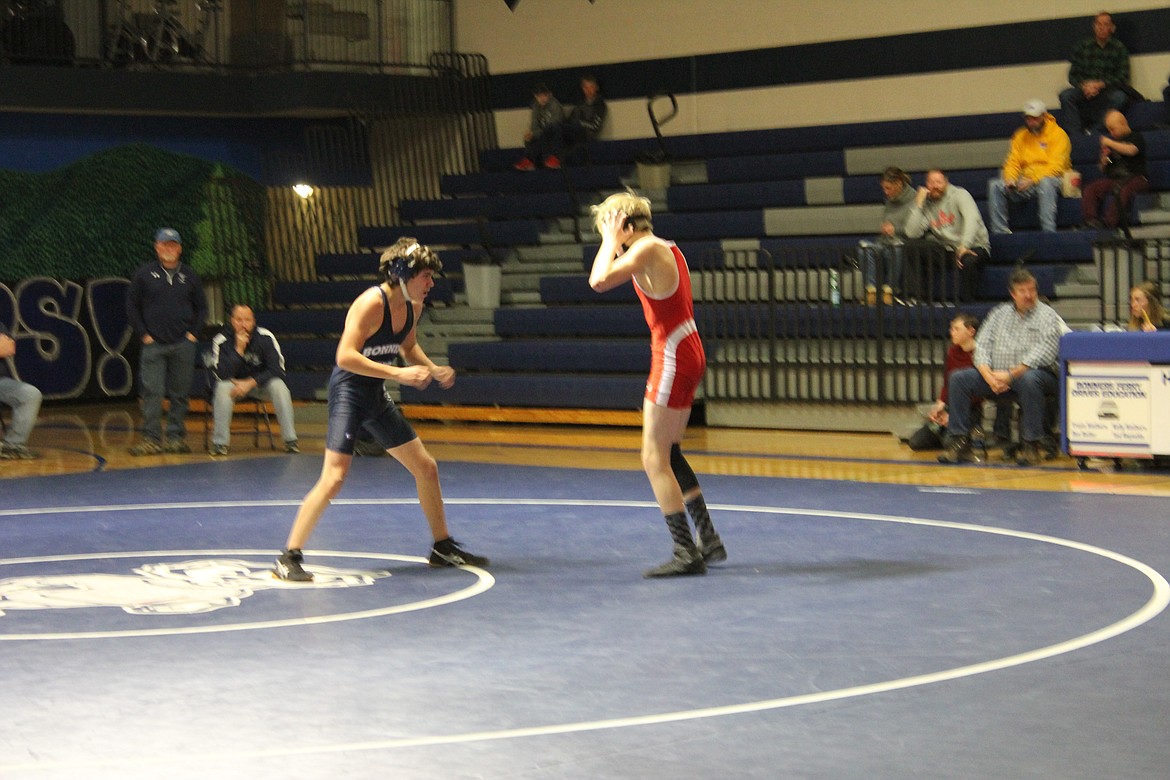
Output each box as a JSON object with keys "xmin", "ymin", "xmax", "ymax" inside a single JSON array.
[
  {"xmin": 209, "ymin": 326, "xmax": 287, "ymax": 386},
  {"xmin": 126, "ymin": 261, "xmax": 208, "ymax": 345}
]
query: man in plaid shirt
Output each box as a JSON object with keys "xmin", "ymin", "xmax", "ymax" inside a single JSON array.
[
  {"xmin": 1059, "ymin": 11, "xmax": 1130, "ymax": 135},
  {"xmin": 938, "ymin": 268, "xmax": 1067, "ymax": 467}
]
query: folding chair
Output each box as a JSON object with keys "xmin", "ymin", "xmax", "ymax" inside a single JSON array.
[{"xmin": 199, "ymin": 358, "xmax": 276, "ymax": 452}]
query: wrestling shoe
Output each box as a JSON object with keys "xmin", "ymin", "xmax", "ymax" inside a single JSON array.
[
  {"xmin": 429, "ymin": 537, "xmax": 489, "ymax": 568},
  {"xmin": 700, "ymin": 537, "xmax": 728, "ymax": 564},
  {"xmin": 644, "ymin": 544, "xmax": 707, "ymax": 578},
  {"xmin": 274, "ymin": 549, "xmax": 313, "ymax": 582},
  {"xmin": 513, "ymin": 158, "xmax": 536, "ymax": 171}
]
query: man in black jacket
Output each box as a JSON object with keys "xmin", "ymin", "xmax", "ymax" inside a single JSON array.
[
  {"xmin": 208, "ymin": 304, "xmax": 299, "ymax": 456},
  {"xmin": 126, "ymin": 227, "xmax": 207, "ymax": 455}
]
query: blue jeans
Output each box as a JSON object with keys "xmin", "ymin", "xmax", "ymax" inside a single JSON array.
[
  {"xmin": 858, "ymin": 240, "xmax": 904, "ymax": 291},
  {"xmin": 0, "ymin": 376, "xmax": 42, "ymax": 447},
  {"xmin": 946, "ymin": 367, "xmax": 1057, "ymax": 443},
  {"xmin": 138, "ymin": 339, "xmax": 196, "ymax": 443},
  {"xmin": 212, "ymin": 378, "xmax": 298, "ymax": 447},
  {"xmin": 988, "ymin": 176, "xmax": 1061, "ymax": 233},
  {"xmin": 1059, "ymin": 85, "xmax": 1127, "ymax": 135}
]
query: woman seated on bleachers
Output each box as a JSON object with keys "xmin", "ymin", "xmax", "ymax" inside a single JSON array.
[
  {"xmin": 858, "ymin": 166, "xmax": 915, "ymax": 306},
  {"xmin": 1128, "ymin": 281, "xmax": 1166, "ymax": 331}
]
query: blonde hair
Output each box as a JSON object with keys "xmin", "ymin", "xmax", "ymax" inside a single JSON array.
[
  {"xmin": 1128, "ymin": 280, "xmax": 1165, "ymax": 331},
  {"xmin": 590, "ymin": 189, "xmax": 653, "ymax": 235}
]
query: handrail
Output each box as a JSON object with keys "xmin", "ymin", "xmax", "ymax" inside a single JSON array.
[{"xmin": 642, "ymin": 92, "xmax": 679, "ymax": 164}]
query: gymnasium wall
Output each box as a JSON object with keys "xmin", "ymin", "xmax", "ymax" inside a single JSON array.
[{"xmin": 452, "ymin": 1, "xmax": 1170, "ymax": 145}]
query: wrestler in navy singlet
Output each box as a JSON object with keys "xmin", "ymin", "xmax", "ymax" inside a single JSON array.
[{"xmin": 325, "ymin": 287, "xmax": 418, "ymax": 454}]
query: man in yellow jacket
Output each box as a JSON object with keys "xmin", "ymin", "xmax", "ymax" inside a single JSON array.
[{"xmin": 988, "ymin": 99, "xmax": 1072, "ymax": 234}]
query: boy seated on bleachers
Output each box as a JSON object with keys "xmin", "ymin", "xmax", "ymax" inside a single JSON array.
[
  {"xmin": 515, "ymin": 81, "xmax": 564, "ymax": 171},
  {"xmin": 561, "ymin": 74, "xmax": 608, "ymax": 165}
]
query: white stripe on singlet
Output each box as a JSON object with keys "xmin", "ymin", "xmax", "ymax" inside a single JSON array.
[{"xmin": 653, "ymin": 318, "xmax": 698, "ymax": 406}]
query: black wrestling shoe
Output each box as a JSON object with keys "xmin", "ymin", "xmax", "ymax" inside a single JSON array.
[
  {"xmin": 644, "ymin": 544, "xmax": 707, "ymax": 578},
  {"xmin": 700, "ymin": 537, "xmax": 728, "ymax": 564},
  {"xmin": 274, "ymin": 549, "xmax": 313, "ymax": 582},
  {"xmin": 429, "ymin": 538, "xmax": 489, "ymax": 568}
]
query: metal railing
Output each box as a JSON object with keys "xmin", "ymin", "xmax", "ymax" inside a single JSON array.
[
  {"xmin": 262, "ymin": 52, "xmax": 496, "ymax": 283},
  {"xmin": 0, "ymin": 1, "xmax": 452, "ymax": 71},
  {"xmin": 699, "ymin": 245, "xmax": 967, "ymax": 405},
  {"xmin": 1094, "ymin": 237, "xmax": 1170, "ymax": 326}
]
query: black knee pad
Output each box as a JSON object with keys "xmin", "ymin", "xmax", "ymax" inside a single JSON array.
[{"xmin": 670, "ymin": 443, "xmax": 700, "ymax": 494}]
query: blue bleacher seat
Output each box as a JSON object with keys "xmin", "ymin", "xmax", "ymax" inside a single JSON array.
[
  {"xmin": 706, "ymin": 150, "xmax": 845, "ymax": 184},
  {"xmin": 667, "ymin": 181, "xmax": 806, "ymax": 211},
  {"xmin": 440, "ymin": 165, "xmax": 630, "ymax": 196},
  {"xmin": 399, "ymin": 191, "xmax": 576, "ymax": 222},
  {"xmin": 448, "ymin": 340, "xmax": 649, "ymax": 373},
  {"xmin": 257, "ymin": 309, "xmax": 347, "ymax": 336},
  {"xmin": 495, "ymin": 306, "xmax": 647, "ymax": 338},
  {"xmin": 540, "ymin": 275, "xmax": 637, "ymax": 305},
  {"xmin": 279, "ymin": 339, "xmax": 337, "ymax": 369},
  {"xmin": 399, "ymin": 374, "xmax": 646, "ymax": 409},
  {"xmin": 652, "ymin": 210, "xmax": 764, "ymax": 240},
  {"xmin": 358, "ymin": 219, "xmax": 545, "ymax": 249}
]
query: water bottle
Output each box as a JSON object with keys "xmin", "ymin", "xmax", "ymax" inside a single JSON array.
[{"xmin": 829, "ymin": 268, "xmax": 841, "ymax": 307}]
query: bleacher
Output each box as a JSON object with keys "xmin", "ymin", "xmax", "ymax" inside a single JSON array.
[{"xmin": 264, "ymin": 100, "xmax": 1170, "ymax": 412}]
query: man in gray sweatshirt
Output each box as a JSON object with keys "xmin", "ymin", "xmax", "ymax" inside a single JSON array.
[{"xmin": 903, "ymin": 169, "xmax": 990, "ymax": 302}]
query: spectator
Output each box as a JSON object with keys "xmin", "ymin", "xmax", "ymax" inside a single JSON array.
[
  {"xmin": 514, "ymin": 81, "xmax": 564, "ymax": 171},
  {"xmin": 1127, "ymin": 281, "xmax": 1166, "ymax": 332},
  {"xmin": 988, "ymin": 99, "xmax": 1071, "ymax": 234},
  {"xmin": 907, "ymin": 314, "xmax": 980, "ymax": 451},
  {"xmin": 0, "ymin": 323, "xmax": 42, "ymax": 460},
  {"xmin": 1082, "ymin": 109, "xmax": 1149, "ymax": 230},
  {"xmin": 858, "ymin": 166, "xmax": 915, "ymax": 306},
  {"xmin": 1059, "ymin": 11, "xmax": 1130, "ymax": 135},
  {"xmin": 939, "ymin": 268, "xmax": 1066, "ymax": 467},
  {"xmin": 126, "ymin": 227, "xmax": 207, "ymax": 456},
  {"xmin": 903, "ymin": 169, "xmax": 990, "ymax": 302},
  {"xmin": 562, "ymin": 73, "xmax": 608, "ymax": 164},
  {"xmin": 207, "ymin": 304, "xmax": 299, "ymax": 456}
]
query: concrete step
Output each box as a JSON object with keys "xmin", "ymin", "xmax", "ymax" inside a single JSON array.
[
  {"xmin": 538, "ymin": 229, "xmax": 580, "ymax": 245},
  {"xmin": 515, "ymin": 243, "xmax": 587, "ymax": 263},
  {"xmin": 416, "ymin": 321, "xmax": 495, "ymax": 338},
  {"xmin": 502, "ymin": 290, "xmax": 543, "ymax": 305},
  {"xmin": 1051, "ymin": 299, "xmax": 1105, "ymax": 322},
  {"xmin": 424, "ymin": 307, "xmax": 495, "ymax": 325},
  {"xmin": 502, "ymin": 259, "xmax": 582, "ymax": 275},
  {"xmin": 1054, "ymin": 280, "xmax": 1100, "ymax": 297}
]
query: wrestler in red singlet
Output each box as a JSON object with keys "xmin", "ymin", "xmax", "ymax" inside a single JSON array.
[{"xmin": 633, "ymin": 241, "xmax": 706, "ymax": 409}]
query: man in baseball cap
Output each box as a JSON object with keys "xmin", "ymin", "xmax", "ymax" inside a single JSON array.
[
  {"xmin": 155, "ymin": 227, "xmax": 182, "ymax": 244},
  {"xmin": 125, "ymin": 225, "xmax": 207, "ymax": 456},
  {"xmin": 987, "ymin": 99, "xmax": 1071, "ymax": 234}
]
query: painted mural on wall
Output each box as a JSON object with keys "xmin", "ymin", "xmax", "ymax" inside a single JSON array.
[{"xmin": 0, "ymin": 144, "xmax": 270, "ymax": 400}]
